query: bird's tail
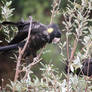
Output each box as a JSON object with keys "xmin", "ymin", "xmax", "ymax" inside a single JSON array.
[
  {"xmin": 0, "ymin": 44, "xmax": 18, "ymax": 52},
  {"xmin": 2, "ymin": 21, "xmax": 17, "ymax": 26},
  {"xmin": 0, "ymin": 41, "xmax": 25, "ymax": 52}
]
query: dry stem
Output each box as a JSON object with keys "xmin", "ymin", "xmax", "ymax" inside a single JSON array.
[{"xmin": 13, "ymin": 16, "xmax": 32, "ymax": 92}]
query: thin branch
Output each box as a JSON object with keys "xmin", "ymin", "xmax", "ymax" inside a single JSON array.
[
  {"xmin": 66, "ymin": 34, "xmax": 69, "ymax": 60},
  {"xmin": 13, "ymin": 16, "xmax": 32, "ymax": 92},
  {"xmin": 23, "ymin": 58, "xmax": 42, "ymax": 79},
  {"xmin": 69, "ymin": 38, "xmax": 78, "ymax": 61},
  {"xmin": 50, "ymin": 4, "xmax": 56, "ymax": 24},
  {"xmin": 50, "ymin": 0, "xmax": 61, "ymax": 24}
]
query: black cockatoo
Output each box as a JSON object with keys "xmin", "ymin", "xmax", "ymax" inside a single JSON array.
[
  {"xmin": 0, "ymin": 19, "xmax": 61, "ymax": 58},
  {"xmin": 65, "ymin": 58, "xmax": 92, "ymax": 76}
]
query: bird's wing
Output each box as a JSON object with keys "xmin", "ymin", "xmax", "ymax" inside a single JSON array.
[
  {"xmin": 9, "ymin": 32, "xmax": 28, "ymax": 45},
  {"xmin": 9, "ymin": 21, "xmax": 47, "ymax": 45},
  {"xmin": 0, "ymin": 41, "xmax": 25, "ymax": 52},
  {"xmin": 2, "ymin": 21, "xmax": 48, "ymax": 45}
]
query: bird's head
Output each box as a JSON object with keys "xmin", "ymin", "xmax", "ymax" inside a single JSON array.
[{"xmin": 47, "ymin": 24, "xmax": 61, "ymax": 43}]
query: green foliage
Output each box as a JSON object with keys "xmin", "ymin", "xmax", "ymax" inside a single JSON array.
[
  {"xmin": 0, "ymin": 1, "xmax": 17, "ymax": 42},
  {"xmin": 61, "ymin": 0, "xmax": 92, "ymax": 70},
  {"xmin": 61, "ymin": 74, "xmax": 92, "ymax": 92},
  {"xmin": 1, "ymin": 1, "xmax": 14, "ymax": 20},
  {"xmin": 7, "ymin": 64, "xmax": 62, "ymax": 92}
]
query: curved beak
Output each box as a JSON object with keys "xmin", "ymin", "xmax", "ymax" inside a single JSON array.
[{"xmin": 52, "ymin": 37, "xmax": 61, "ymax": 44}]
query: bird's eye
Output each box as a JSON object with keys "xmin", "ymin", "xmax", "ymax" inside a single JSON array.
[{"xmin": 47, "ymin": 28, "xmax": 54, "ymax": 33}]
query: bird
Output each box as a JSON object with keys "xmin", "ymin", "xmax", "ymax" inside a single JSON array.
[
  {"xmin": 65, "ymin": 58, "xmax": 92, "ymax": 77},
  {"xmin": 0, "ymin": 19, "xmax": 61, "ymax": 58},
  {"xmin": 77, "ymin": 58, "xmax": 92, "ymax": 76}
]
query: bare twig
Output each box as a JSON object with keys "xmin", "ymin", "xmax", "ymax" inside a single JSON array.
[
  {"xmin": 50, "ymin": 0, "xmax": 61, "ymax": 24},
  {"xmin": 23, "ymin": 58, "xmax": 42, "ymax": 79},
  {"xmin": 66, "ymin": 33, "xmax": 70, "ymax": 92},
  {"xmin": 13, "ymin": 16, "xmax": 32, "ymax": 92},
  {"xmin": 66, "ymin": 36, "xmax": 69, "ymax": 60},
  {"xmin": 50, "ymin": 3, "xmax": 56, "ymax": 24},
  {"xmin": 69, "ymin": 38, "xmax": 78, "ymax": 61}
]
